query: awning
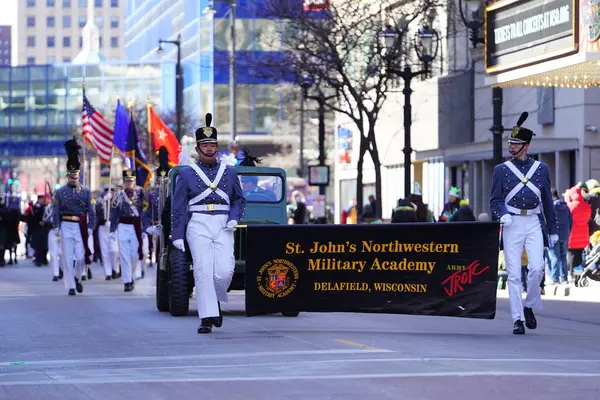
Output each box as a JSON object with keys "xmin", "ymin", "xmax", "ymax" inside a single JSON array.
[
  {"xmin": 415, "ymin": 138, "xmax": 578, "ymax": 163},
  {"xmin": 485, "ymin": 51, "xmax": 600, "ymax": 88}
]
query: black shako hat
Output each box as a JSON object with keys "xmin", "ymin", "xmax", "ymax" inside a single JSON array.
[
  {"xmin": 64, "ymin": 137, "xmax": 82, "ymax": 173},
  {"xmin": 195, "ymin": 113, "xmax": 218, "ymax": 145},
  {"xmin": 509, "ymin": 112, "xmax": 536, "ymax": 144},
  {"xmin": 156, "ymin": 145, "xmax": 171, "ymax": 177},
  {"xmin": 123, "ymin": 169, "xmax": 136, "ymax": 180}
]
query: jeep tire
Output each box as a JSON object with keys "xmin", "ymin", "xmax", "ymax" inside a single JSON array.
[{"xmin": 169, "ymin": 245, "xmax": 190, "ymax": 316}]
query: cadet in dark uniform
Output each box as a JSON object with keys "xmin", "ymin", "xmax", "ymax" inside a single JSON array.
[
  {"xmin": 489, "ymin": 112, "xmax": 558, "ymax": 334},
  {"xmin": 110, "ymin": 168, "xmax": 148, "ymax": 292},
  {"xmin": 53, "ymin": 138, "xmax": 95, "ymax": 296},
  {"xmin": 172, "ymin": 113, "xmax": 246, "ymax": 334}
]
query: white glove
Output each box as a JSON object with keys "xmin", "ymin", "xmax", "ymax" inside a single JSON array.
[
  {"xmin": 500, "ymin": 214, "xmax": 512, "ymax": 226},
  {"xmin": 146, "ymin": 226, "xmax": 155, "ymax": 235},
  {"xmin": 550, "ymin": 234, "xmax": 559, "ymax": 245},
  {"xmin": 88, "ymin": 229, "xmax": 93, "ymax": 237},
  {"xmin": 173, "ymin": 239, "xmax": 185, "ymax": 252},
  {"xmin": 110, "ymin": 232, "xmax": 116, "ymax": 240},
  {"xmin": 55, "ymin": 228, "xmax": 61, "ymax": 238},
  {"xmin": 225, "ymin": 220, "xmax": 238, "ymax": 232}
]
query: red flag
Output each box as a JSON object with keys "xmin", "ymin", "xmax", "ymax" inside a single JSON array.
[{"xmin": 147, "ymin": 104, "xmax": 181, "ymax": 165}]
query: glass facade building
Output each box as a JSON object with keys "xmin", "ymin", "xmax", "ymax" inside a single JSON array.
[
  {"xmin": 124, "ymin": 0, "xmax": 301, "ymax": 138},
  {"xmin": 0, "ymin": 61, "xmax": 176, "ymax": 158}
]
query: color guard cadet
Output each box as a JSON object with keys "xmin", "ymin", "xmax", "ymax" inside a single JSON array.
[
  {"xmin": 53, "ymin": 138, "xmax": 95, "ymax": 296},
  {"xmin": 489, "ymin": 112, "xmax": 559, "ymax": 334},
  {"xmin": 145, "ymin": 146, "xmax": 171, "ymax": 267},
  {"xmin": 110, "ymin": 168, "xmax": 148, "ymax": 292},
  {"xmin": 171, "ymin": 113, "xmax": 246, "ymax": 334},
  {"xmin": 44, "ymin": 192, "xmax": 63, "ymax": 281}
]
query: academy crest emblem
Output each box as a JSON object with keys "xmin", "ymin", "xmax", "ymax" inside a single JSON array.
[
  {"xmin": 511, "ymin": 126, "xmax": 519, "ymax": 138},
  {"xmin": 257, "ymin": 259, "xmax": 299, "ymax": 298}
]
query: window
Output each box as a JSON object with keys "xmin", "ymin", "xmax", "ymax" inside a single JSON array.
[
  {"xmin": 63, "ymin": 0, "xmax": 71, "ymax": 7},
  {"xmin": 27, "ymin": 57, "xmax": 35, "ymax": 64},
  {"xmin": 47, "ymin": 16, "xmax": 55, "ymax": 28},
  {"xmin": 27, "ymin": 36, "xmax": 35, "ymax": 47},
  {"xmin": 95, "ymin": 16, "xmax": 103, "ymax": 28},
  {"xmin": 111, "ymin": 0, "xmax": 118, "ymax": 7},
  {"xmin": 79, "ymin": 0, "xmax": 87, "ymax": 6},
  {"xmin": 63, "ymin": 15, "xmax": 71, "ymax": 28},
  {"xmin": 110, "ymin": 37, "xmax": 118, "ymax": 47},
  {"xmin": 47, "ymin": 36, "xmax": 55, "ymax": 47},
  {"xmin": 27, "ymin": 16, "xmax": 35, "ymax": 27},
  {"xmin": 27, "ymin": 0, "xmax": 35, "ymax": 6},
  {"xmin": 95, "ymin": 0, "xmax": 102, "ymax": 6},
  {"xmin": 79, "ymin": 36, "xmax": 83, "ymax": 47},
  {"xmin": 63, "ymin": 36, "xmax": 71, "ymax": 47},
  {"xmin": 99, "ymin": 36, "xmax": 103, "ymax": 48},
  {"xmin": 63, "ymin": 56, "xmax": 71, "ymax": 62},
  {"xmin": 47, "ymin": 0, "xmax": 55, "ymax": 6},
  {"xmin": 110, "ymin": 16, "xmax": 118, "ymax": 28},
  {"xmin": 47, "ymin": 56, "xmax": 55, "ymax": 63},
  {"xmin": 239, "ymin": 174, "xmax": 284, "ymax": 203},
  {"xmin": 79, "ymin": 16, "xmax": 86, "ymax": 27}
]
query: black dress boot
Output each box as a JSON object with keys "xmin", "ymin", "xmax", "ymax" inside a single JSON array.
[
  {"xmin": 75, "ymin": 278, "xmax": 83, "ymax": 293},
  {"xmin": 523, "ymin": 307, "xmax": 537, "ymax": 329},
  {"xmin": 124, "ymin": 283, "xmax": 132, "ymax": 292},
  {"xmin": 52, "ymin": 276, "xmax": 59, "ymax": 282},
  {"xmin": 112, "ymin": 270, "xmax": 117, "ymax": 279},
  {"xmin": 198, "ymin": 318, "xmax": 213, "ymax": 334},
  {"xmin": 513, "ymin": 320, "xmax": 525, "ymax": 334},
  {"xmin": 59, "ymin": 269, "xmax": 64, "ymax": 279},
  {"xmin": 68, "ymin": 289, "xmax": 76, "ymax": 296},
  {"xmin": 87, "ymin": 268, "xmax": 92, "ymax": 279},
  {"xmin": 105, "ymin": 275, "xmax": 112, "ymax": 281},
  {"xmin": 213, "ymin": 302, "xmax": 223, "ymax": 328}
]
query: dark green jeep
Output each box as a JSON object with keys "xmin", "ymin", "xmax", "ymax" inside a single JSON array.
[{"xmin": 155, "ymin": 164, "xmax": 298, "ymax": 317}]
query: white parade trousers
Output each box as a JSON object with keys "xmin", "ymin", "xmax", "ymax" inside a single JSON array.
[
  {"xmin": 137, "ymin": 233, "xmax": 149, "ymax": 278},
  {"xmin": 98, "ymin": 224, "xmax": 113, "ymax": 277},
  {"xmin": 110, "ymin": 230, "xmax": 120, "ymax": 274},
  {"xmin": 60, "ymin": 222, "xmax": 85, "ymax": 291},
  {"xmin": 187, "ymin": 213, "xmax": 235, "ymax": 320},
  {"xmin": 48, "ymin": 228, "xmax": 62, "ymax": 277},
  {"xmin": 502, "ymin": 214, "xmax": 544, "ymax": 322},
  {"xmin": 117, "ymin": 224, "xmax": 139, "ymax": 284}
]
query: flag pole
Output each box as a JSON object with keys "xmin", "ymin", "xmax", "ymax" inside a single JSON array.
[
  {"xmin": 147, "ymin": 100, "xmax": 154, "ymax": 178},
  {"xmin": 106, "ymin": 96, "xmax": 119, "ymax": 221},
  {"xmin": 81, "ymin": 79, "xmax": 87, "ymax": 187}
]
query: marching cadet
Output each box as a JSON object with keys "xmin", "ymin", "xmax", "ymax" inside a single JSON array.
[
  {"xmin": 110, "ymin": 168, "xmax": 147, "ymax": 292},
  {"xmin": 145, "ymin": 146, "xmax": 171, "ymax": 267},
  {"xmin": 96, "ymin": 188, "xmax": 114, "ymax": 280},
  {"xmin": 490, "ymin": 112, "xmax": 558, "ymax": 335},
  {"xmin": 44, "ymin": 192, "xmax": 63, "ymax": 281},
  {"xmin": 172, "ymin": 113, "xmax": 246, "ymax": 334},
  {"xmin": 53, "ymin": 138, "xmax": 95, "ymax": 296}
]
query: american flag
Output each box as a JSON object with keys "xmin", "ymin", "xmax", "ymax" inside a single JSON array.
[{"xmin": 81, "ymin": 91, "xmax": 114, "ymax": 164}]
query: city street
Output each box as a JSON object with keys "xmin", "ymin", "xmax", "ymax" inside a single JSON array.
[{"xmin": 0, "ymin": 260, "xmax": 599, "ymax": 400}]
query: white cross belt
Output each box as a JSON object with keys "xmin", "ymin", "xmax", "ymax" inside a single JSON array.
[
  {"xmin": 503, "ymin": 160, "xmax": 541, "ymax": 212},
  {"xmin": 188, "ymin": 163, "xmax": 230, "ymax": 206}
]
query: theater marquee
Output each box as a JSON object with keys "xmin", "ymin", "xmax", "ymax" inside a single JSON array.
[{"xmin": 485, "ymin": 0, "xmax": 578, "ymax": 73}]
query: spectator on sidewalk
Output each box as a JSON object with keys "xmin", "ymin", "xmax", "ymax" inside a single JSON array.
[
  {"xmin": 547, "ymin": 188, "xmax": 572, "ymax": 284},
  {"xmin": 410, "ymin": 182, "xmax": 435, "ymax": 222},
  {"xmin": 449, "ymin": 199, "xmax": 476, "ymax": 222},
  {"xmin": 565, "ymin": 182, "xmax": 592, "ymax": 279},
  {"xmin": 584, "ymin": 179, "xmax": 600, "ymax": 235},
  {"xmin": 391, "ymin": 198, "xmax": 418, "ymax": 223},
  {"xmin": 438, "ymin": 187, "xmax": 461, "ymax": 222}
]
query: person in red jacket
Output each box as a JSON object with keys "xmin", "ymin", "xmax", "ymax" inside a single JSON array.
[{"xmin": 565, "ymin": 182, "xmax": 592, "ymax": 280}]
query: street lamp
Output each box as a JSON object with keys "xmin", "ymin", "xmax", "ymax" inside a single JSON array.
[
  {"xmin": 458, "ymin": 0, "xmax": 503, "ymax": 167},
  {"xmin": 381, "ymin": 23, "xmax": 439, "ymax": 199},
  {"xmin": 157, "ymin": 34, "xmax": 184, "ymax": 141},
  {"xmin": 298, "ymin": 72, "xmax": 313, "ymax": 177},
  {"xmin": 204, "ymin": 0, "xmax": 237, "ymax": 152}
]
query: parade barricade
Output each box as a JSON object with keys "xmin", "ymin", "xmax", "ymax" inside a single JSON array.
[{"xmin": 245, "ymin": 222, "xmax": 501, "ymax": 319}]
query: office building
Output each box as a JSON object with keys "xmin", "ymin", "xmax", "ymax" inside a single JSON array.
[
  {"xmin": 18, "ymin": 0, "xmax": 125, "ymax": 65},
  {"xmin": 0, "ymin": 26, "xmax": 10, "ymax": 66}
]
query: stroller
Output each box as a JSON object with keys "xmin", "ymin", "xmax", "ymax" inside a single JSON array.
[{"xmin": 575, "ymin": 233, "xmax": 600, "ymax": 287}]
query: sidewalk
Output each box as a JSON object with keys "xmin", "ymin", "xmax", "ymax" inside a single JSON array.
[{"xmin": 497, "ymin": 281, "xmax": 600, "ymax": 303}]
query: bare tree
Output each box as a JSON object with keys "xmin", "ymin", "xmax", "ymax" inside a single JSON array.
[{"xmin": 258, "ymin": 0, "xmax": 443, "ymax": 217}]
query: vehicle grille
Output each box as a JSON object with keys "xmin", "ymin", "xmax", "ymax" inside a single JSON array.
[{"xmin": 234, "ymin": 226, "xmax": 247, "ymax": 262}]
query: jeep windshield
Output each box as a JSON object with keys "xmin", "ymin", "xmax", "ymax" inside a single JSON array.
[{"xmin": 238, "ymin": 173, "xmax": 284, "ymax": 203}]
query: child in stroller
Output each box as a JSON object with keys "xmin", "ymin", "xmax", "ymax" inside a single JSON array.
[{"xmin": 576, "ymin": 230, "xmax": 600, "ymax": 287}]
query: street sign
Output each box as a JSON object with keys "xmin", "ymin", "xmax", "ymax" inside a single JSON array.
[
  {"xmin": 308, "ymin": 165, "xmax": 329, "ymax": 186},
  {"xmin": 312, "ymin": 195, "xmax": 326, "ymax": 218}
]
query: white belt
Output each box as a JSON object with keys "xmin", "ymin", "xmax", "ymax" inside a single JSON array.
[
  {"xmin": 189, "ymin": 204, "xmax": 230, "ymax": 212},
  {"xmin": 506, "ymin": 204, "xmax": 541, "ymax": 216}
]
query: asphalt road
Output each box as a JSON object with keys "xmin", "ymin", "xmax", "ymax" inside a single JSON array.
[{"xmin": 1, "ymin": 260, "xmax": 599, "ymax": 400}]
